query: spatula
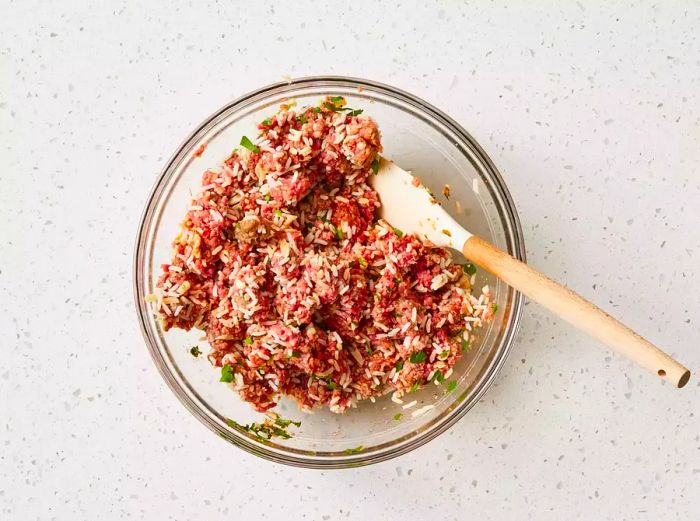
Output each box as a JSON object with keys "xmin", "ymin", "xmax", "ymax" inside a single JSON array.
[{"xmin": 370, "ymin": 157, "xmax": 690, "ymax": 388}]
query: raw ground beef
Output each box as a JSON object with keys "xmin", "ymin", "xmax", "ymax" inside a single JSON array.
[{"xmin": 148, "ymin": 97, "xmax": 494, "ymax": 413}]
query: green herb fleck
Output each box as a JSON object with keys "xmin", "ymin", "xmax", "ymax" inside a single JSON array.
[
  {"xmin": 220, "ymin": 364, "xmax": 234, "ymax": 383},
  {"xmin": 392, "ymin": 227, "xmax": 404, "ymax": 238},
  {"xmin": 274, "ymin": 417, "xmax": 302, "ymax": 428},
  {"xmin": 432, "ymin": 371, "xmax": 445, "ymax": 384},
  {"xmin": 323, "ymin": 101, "xmax": 340, "ymax": 112},
  {"xmin": 409, "ymin": 351, "xmax": 427, "ymax": 364},
  {"xmin": 370, "ymin": 158, "xmax": 380, "ymax": 175},
  {"xmin": 330, "ymin": 95, "xmax": 344, "ymax": 104},
  {"xmin": 395, "ymin": 360, "xmax": 404, "ymax": 371},
  {"xmin": 312, "ymin": 107, "xmax": 321, "ymax": 114},
  {"xmin": 462, "ymin": 263, "xmax": 477, "ymax": 276},
  {"xmin": 243, "ymin": 337, "xmax": 253, "ymax": 345},
  {"xmin": 259, "ymin": 424, "xmax": 292, "ymax": 439},
  {"xmin": 264, "ymin": 194, "xmax": 271, "ymax": 202},
  {"xmin": 332, "ymin": 224, "xmax": 344, "ymax": 240},
  {"xmin": 358, "ymin": 256, "xmax": 368, "ymax": 268},
  {"xmin": 275, "ymin": 209, "xmax": 283, "ymax": 217},
  {"xmin": 189, "ymin": 346, "xmax": 201, "ymax": 357},
  {"xmin": 438, "ymin": 350, "xmax": 450, "ymax": 360},
  {"xmin": 447, "ymin": 381, "xmax": 458, "ymax": 393},
  {"xmin": 286, "ymin": 350, "xmax": 301, "ymax": 359},
  {"xmin": 226, "ymin": 417, "xmax": 299, "ymax": 440},
  {"xmin": 410, "ymin": 381, "xmax": 421, "ymax": 393},
  {"xmin": 343, "ymin": 445, "xmax": 364, "ymax": 455},
  {"xmin": 365, "ymin": 342, "xmax": 373, "ymax": 355},
  {"xmin": 298, "ymin": 114, "xmax": 308, "ymax": 124},
  {"xmin": 347, "ymin": 109, "xmax": 364, "ymax": 116},
  {"xmin": 262, "ymin": 118, "xmax": 272, "ymax": 126},
  {"xmin": 460, "ymin": 337, "xmax": 470, "ymax": 352},
  {"xmin": 393, "ymin": 413, "xmax": 403, "ymax": 421},
  {"xmin": 240, "ymin": 135, "xmax": 260, "ymax": 153},
  {"xmin": 491, "ymin": 303, "xmax": 499, "ymax": 313},
  {"xmin": 327, "ymin": 381, "xmax": 337, "ymax": 390}
]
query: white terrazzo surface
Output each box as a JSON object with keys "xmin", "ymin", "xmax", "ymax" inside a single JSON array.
[{"xmin": 2, "ymin": 1, "xmax": 699, "ymax": 519}]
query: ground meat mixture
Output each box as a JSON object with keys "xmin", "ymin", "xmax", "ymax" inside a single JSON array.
[{"xmin": 148, "ymin": 96, "xmax": 494, "ymax": 413}]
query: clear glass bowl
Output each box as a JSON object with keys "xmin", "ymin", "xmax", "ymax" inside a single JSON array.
[{"xmin": 133, "ymin": 76, "xmax": 525, "ymax": 468}]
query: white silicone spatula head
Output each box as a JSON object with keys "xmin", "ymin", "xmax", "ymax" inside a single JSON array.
[{"xmin": 370, "ymin": 158, "xmax": 471, "ymax": 250}]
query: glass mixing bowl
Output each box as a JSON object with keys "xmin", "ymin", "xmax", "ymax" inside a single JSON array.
[{"xmin": 133, "ymin": 76, "xmax": 525, "ymax": 468}]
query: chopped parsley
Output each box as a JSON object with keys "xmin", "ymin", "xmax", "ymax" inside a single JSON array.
[
  {"xmin": 392, "ymin": 227, "xmax": 404, "ymax": 238},
  {"xmin": 262, "ymin": 118, "xmax": 272, "ymax": 126},
  {"xmin": 438, "ymin": 350, "xmax": 450, "ymax": 360},
  {"xmin": 343, "ymin": 445, "xmax": 364, "ymax": 455},
  {"xmin": 358, "ymin": 256, "xmax": 368, "ymax": 268},
  {"xmin": 327, "ymin": 222, "xmax": 343, "ymax": 240},
  {"xmin": 394, "ymin": 360, "xmax": 404, "ymax": 371},
  {"xmin": 312, "ymin": 107, "xmax": 321, "ymax": 114},
  {"xmin": 460, "ymin": 337, "xmax": 470, "ymax": 352},
  {"xmin": 226, "ymin": 417, "xmax": 300, "ymax": 440},
  {"xmin": 491, "ymin": 302, "xmax": 499, "ymax": 313},
  {"xmin": 220, "ymin": 364, "xmax": 234, "ymax": 383},
  {"xmin": 393, "ymin": 413, "xmax": 403, "ymax": 421},
  {"xmin": 274, "ymin": 417, "xmax": 302, "ymax": 428},
  {"xmin": 286, "ymin": 350, "xmax": 301, "ymax": 359},
  {"xmin": 365, "ymin": 342, "xmax": 373, "ymax": 355},
  {"xmin": 275, "ymin": 209, "xmax": 283, "ymax": 217},
  {"xmin": 189, "ymin": 346, "xmax": 201, "ymax": 357},
  {"xmin": 240, "ymin": 135, "xmax": 260, "ymax": 153},
  {"xmin": 298, "ymin": 114, "xmax": 308, "ymax": 124},
  {"xmin": 409, "ymin": 381, "xmax": 421, "ymax": 393},
  {"xmin": 264, "ymin": 194, "xmax": 271, "ymax": 202},
  {"xmin": 370, "ymin": 158, "xmax": 380, "ymax": 175},
  {"xmin": 462, "ymin": 263, "xmax": 477, "ymax": 276},
  {"xmin": 447, "ymin": 381, "xmax": 458, "ymax": 393},
  {"xmin": 409, "ymin": 351, "xmax": 427, "ymax": 364},
  {"xmin": 325, "ymin": 96, "xmax": 367, "ymax": 116},
  {"xmin": 243, "ymin": 337, "xmax": 253, "ymax": 345},
  {"xmin": 327, "ymin": 381, "xmax": 337, "ymax": 390},
  {"xmin": 432, "ymin": 371, "xmax": 445, "ymax": 384}
]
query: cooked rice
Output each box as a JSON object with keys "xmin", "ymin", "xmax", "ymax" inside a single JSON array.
[{"xmin": 148, "ymin": 96, "xmax": 494, "ymax": 413}]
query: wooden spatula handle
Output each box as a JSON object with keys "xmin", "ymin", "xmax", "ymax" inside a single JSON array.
[{"xmin": 463, "ymin": 236, "xmax": 691, "ymax": 388}]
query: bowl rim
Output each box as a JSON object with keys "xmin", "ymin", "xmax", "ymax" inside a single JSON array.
[{"xmin": 133, "ymin": 75, "xmax": 526, "ymax": 468}]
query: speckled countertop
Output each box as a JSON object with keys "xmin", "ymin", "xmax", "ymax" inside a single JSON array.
[{"xmin": 2, "ymin": 2, "xmax": 699, "ymax": 519}]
